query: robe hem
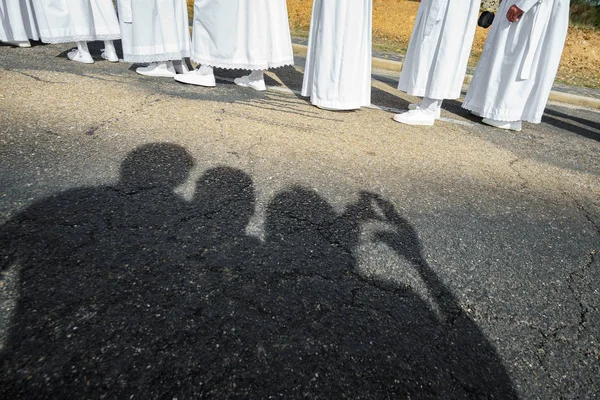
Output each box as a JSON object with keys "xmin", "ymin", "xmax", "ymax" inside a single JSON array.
[
  {"xmin": 41, "ymin": 34, "xmax": 121, "ymax": 44},
  {"xmin": 304, "ymin": 96, "xmax": 371, "ymax": 111},
  {"xmin": 461, "ymin": 101, "xmax": 543, "ymax": 124},
  {"xmin": 191, "ymin": 56, "xmax": 294, "ymax": 71},
  {"xmin": 397, "ymin": 86, "xmax": 461, "ymax": 101},
  {"xmin": 124, "ymin": 51, "xmax": 192, "ymax": 63}
]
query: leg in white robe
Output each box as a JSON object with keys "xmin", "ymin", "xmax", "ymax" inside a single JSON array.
[
  {"xmin": 32, "ymin": 0, "xmax": 120, "ymax": 44},
  {"xmin": 0, "ymin": 0, "xmax": 40, "ymax": 46},
  {"xmin": 395, "ymin": 0, "xmax": 479, "ymax": 125},
  {"xmin": 190, "ymin": 0, "xmax": 294, "ymax": 70},
  {"xmin": 398, "ymin": 0, "xmax": 480, "ymax": 100},
  {"xmin": 462, "ymin": 0, "xmax": 569, "ymax": 125},
  {"xmin": 118, "ymin": 0, "xmax": 191, "ymax": 64},
  {"xmin": 300, "ymin": 0, "xmax": 372, "ymax": 110},
  {"xmin": 30, "ymin": 0, "xmax": 120, "ymax": 63}
]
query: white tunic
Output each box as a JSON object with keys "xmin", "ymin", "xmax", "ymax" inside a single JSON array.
[
  {"xmin": 0, "ymin": 0, "xmax": 40, "ymax": 42},
  {"xmin": 398, "ymin": 0, "xmax": 480, "ymax": 100},
  {"xmin": 117, "ymin": 0, "xmax": 191, "ymax": 63},
  {"xmin": 191, "ymin": 0, "xmax": 294, "ymax": 70},
  {"xmin": 301, "ymin": 0, "xmax": 372, "ymax": 110},
  {"xmin": 32, "ymin": 0, "xmax": 120, "ymax": 44},
  {"xmin": 462, "ymin": 0, "xmax": 569, "ymax": 123}
]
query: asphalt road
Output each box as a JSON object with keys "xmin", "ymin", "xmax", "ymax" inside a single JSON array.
[{"xmin": 0, "ymin": 41, "xmax": 599, "ymax": 399}]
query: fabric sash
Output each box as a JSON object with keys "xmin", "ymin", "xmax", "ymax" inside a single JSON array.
[
  {"xmin": 120, "ymin": 0, "xmax": 133, "ymax": 23},
  {"xmin": 424, "ymin": 0, "xmax": 449, "ymax": 36},
  {"xmin": 520, "ymin": 0, "xmax": 552, "ymax": 80}
]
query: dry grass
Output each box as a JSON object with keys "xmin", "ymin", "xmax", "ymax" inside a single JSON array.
[{"xmin": 187, "ymin": 0, "xmax": 600, "ymax": 88}]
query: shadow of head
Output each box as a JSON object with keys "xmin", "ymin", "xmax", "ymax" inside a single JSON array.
[
  {"xmin": 265, "ymin": 186, "xmax": 337, "ymax": 242},
  {"xmin": 193, "ymin": 166, "xmax": 256, "ymax": 233},
  {"xmin": 119, "ymin": 143, "xmax": 195, "ymax": 190}
]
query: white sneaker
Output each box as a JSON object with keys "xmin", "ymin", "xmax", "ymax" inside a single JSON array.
[
  {"xmin": 2, "ymin": 40, "xmax": 31, "ymax": 48},
  {"xmin": 136, "ymin": 62, "xmax": 176, "ymax": 78},
  {"xmin": 67, "ymin": 49, "xmax": 94, "ymax": 64},
  {"xmin": 393, "ymin": 109, "xmax": 436, "ymax": 126},
  {"xmin": 101, "ymin": 48, "xmax": 118, "ymax": 63},
  {"xmin": 234, "ymin": 75, "xmax": 267, "ymax": 92},
  {"xmin": 482, "ymin": 118, "xmax": 522, "ymax": 132},
  {"xmin": 174, "ymin": 68, "xmax": 216, "ymax": 87},
  {"xmin": 408, "ymin": 103, "xmax": 441, "ymax": 119}
]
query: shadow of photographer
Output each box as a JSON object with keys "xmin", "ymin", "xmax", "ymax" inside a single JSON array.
[{"xmin": 0, "ymin": 143, "xmax": 517, "ymax": 399}]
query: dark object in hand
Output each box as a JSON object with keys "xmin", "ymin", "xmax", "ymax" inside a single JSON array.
[{"xmin": 478, "ymin": 11, "xmax": 495, "ymax": 28}]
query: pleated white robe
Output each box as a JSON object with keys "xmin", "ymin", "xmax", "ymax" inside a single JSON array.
[
  {"xmin": 191, "ymin": 0, "xmax": 294, "ymax": 70},
  {"xmin": 117, "ymin": 0, "xmax": 191, "ymax": 63},
  {"xmin": 32, "ymin": 0, "xmax": 120, "ymax": 44},
  {"xmin": 398, "ymin": 0, "xmax": 480, "ymax": 100},
  {"xmin": 462, "ymin": 0, "xmax": 569, "ymax": 123},
  {"xmin": 0, "ymin": 0, "xmax": 40, "ymax": 42},
  {"xmin": 301, "ymin": 0, "xmax": 372, "ymax": 110}
]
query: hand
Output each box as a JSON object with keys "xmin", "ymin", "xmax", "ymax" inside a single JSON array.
[{"xmin": 506, "ymin": 5, "xmax": 524, "ymax": 22}]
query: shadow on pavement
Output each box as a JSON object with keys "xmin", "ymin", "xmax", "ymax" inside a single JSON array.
[
  {"xmin": 0, "ymin": 143, "xmax": 518, "ymax": 399},
  {"xmin": 543, "ymin": 108, "xmax": 600, "ymax": 142}
]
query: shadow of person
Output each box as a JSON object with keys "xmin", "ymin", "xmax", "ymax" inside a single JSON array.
[
  {"xmin": 1, "ymin": 162, "xmax": 517, "ymax": 398},
  {"xmin": 183, "ymin": 166, "xmax": 261, "ymax": 275},
  {"xmin": 0, "ymin": 143, "xmax": 196, "ymax": 398},
  {"xmin": 225, "ymin": 186, "xmax": 518, "ymax": 398}
]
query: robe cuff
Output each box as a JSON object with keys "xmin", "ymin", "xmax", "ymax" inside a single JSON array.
[{"xmin": 514, "ymin": 0, "xmax": 544, "ymax": 13}]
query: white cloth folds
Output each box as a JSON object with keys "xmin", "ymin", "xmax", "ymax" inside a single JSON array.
[
  {"xmin": 398, "ymin": 0, "xmax": 480, "ymax": 100},
  {"xmin": 117, "ymin": 0, "xmax": 191, "ymax": 63},
  {"xmin": 32, "ymin": 0, "xmax": 120, "ymax": 44},
  {"xmin": 301, "ymin": 0, "xmax": 372, "ymax": 110},
  {"xmin": 120, "ymin": 0, "xmax": 133, "ymax": 23},
  {"xmin": 191, "ymin": 0, "xmax": 294, "ymax": 70},
  {"xmin": 0, "ymin": 0, "xmax": 40, "ymax": 42},
  {"xmin": 462, "ymin": 0, "xmax": 569, "ymax": 123}
]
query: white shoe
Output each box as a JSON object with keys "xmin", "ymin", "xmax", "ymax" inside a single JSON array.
[
  {"xmin": 482, "ymin": 118, "xmax": 522, "ymax": 132},
  {"xmin": 393, "ymin": 109, "xmax": 436, "ymax": 126},
  {"xmin": 101, "ymin": 48, "xmax": 118, "ymax": 63},
  {"xmin": 408, "ymin": 103, "xmax": 441, "ymax": 119},
  {"xmin": 136, "ymin": 62, "xmax": 176, "ymax": 78},
  {"xmin": 2, "ymin": 40, "xmax": 31, "ymax": 48},
  {"xmin": 174, "ymin": 68, "xmax": 216, "ymax": 87},
  {"xmin": 67, "ymin": 49, "xmax": 94, "ymax": 64},
  {"xmin": 234, "ymin": 75, "xmax": 267, "ymax": 92}
]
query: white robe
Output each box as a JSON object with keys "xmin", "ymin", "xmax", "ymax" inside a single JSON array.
[
  {"xmin": 191, "ymin": 0, "xmax": 294, "ymax": 70},
  {"xmin": 0, "ymin": 0, "xmax": 40, "ymax": 42},
  {"xmin": 398, "ymin": 0, "xmax": 480, "ymax": 100},
  {"xmin": 32, "ymin": 0, "xmax": 120, "ymax": 44},
  {"xmin": 301, "ymin": 0, "xmax": 372, "ymax": 110},
  {"xmin": 462, "ymin": 0, "xmax": 569, "ymax": 123},
  {"xmin": 117, "ymin": 0, "xmax": 191, "ymax": 63}
]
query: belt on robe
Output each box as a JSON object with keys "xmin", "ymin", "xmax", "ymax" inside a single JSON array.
[
  {"xmin": 120, "ymin": 0, "xmax": 133, "ymax": 23},
  {"xmin": 520, "ymin": 1, "xmax": 552, "ymax": 80},
  {"xmin": 424, "ymin": 0, "xmax": 450, "ymax": 36}
]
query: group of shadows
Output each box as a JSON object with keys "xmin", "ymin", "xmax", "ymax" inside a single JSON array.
[{"xmin": 0, "ymin": 143, "xmax": 517, "ymax": 399}]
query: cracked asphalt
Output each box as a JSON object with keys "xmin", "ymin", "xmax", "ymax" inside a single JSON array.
[{"xmin": 0, "ymin": 41, "xmax": 599, "ymax": 399}]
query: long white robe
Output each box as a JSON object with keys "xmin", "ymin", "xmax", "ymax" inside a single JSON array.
[
  {"xmin": 398, "ymin": 0, "xmax": 480, "ymax": 100},
  {"xmin": 191, "ymin": 0, "xmax": 294, "ymax": 70},
  {"xmin": 0, "ymin": 0, "xmax": 40, "ymax": 42},
  {"xmin": 301, "ymin": 0, "xmax": 372, "ymax": 110},
  {"xmin": 32, "ymin": 0, "xmax": 120, "ymax": 44},
  {"xmin": 462, "ymin": 0, "xmax": 569, "ymax": 123},
  {"xmin": 117, "ymin": 0, "xmax": 191, "ymax": 63}
]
